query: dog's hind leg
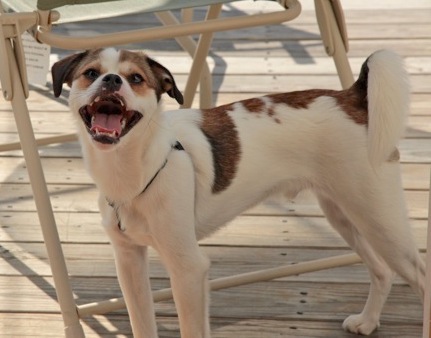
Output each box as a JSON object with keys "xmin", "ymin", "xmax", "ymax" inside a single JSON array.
[
  {"xmin": 316, "ymin": 192, "xmax": 395, "ymax": 335},
  {"xmin": 317, "ymin": 164, "xmax": 425, "ymax": 335}
]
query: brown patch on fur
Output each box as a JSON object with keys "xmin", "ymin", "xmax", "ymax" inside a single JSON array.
[
  {"xmin": 208, "ymin": 103, "xmax": 235, "ymax": 116},
  {"xmin": 242, "ymin": 98, "xmax": 265, "ymax": 113},
  {"xmin": 267, "ymin": 107, "xmax": 275, "ymax": 117},
  {"xmin": 335, "ymin": 87, "xmax": 368, "ymax": 125},
  {"xmin": 201, "ymin": 103, "xmax": 241, "ymax": 193},
  {"xmin": 267, "ymin": 90, "xmax": 332, "ymax": 110},
  {"xmin": 266, "ymin": 88, "xmax": 368, "ymax": 125},
  {"xmin": 241, "ymin": 98, "xmax": 282, "ymax": 124}
]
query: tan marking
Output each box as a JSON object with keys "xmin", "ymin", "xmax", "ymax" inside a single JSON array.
[
  {"xmin": 201, "ymin": 103, "xmax": 241, "ymax": 193},
  {"xmin": 118, "ymin": 60, "xmax": 155, "ymax": 97},
  {"xmin": 72, "ymin": 71, "xmax": 91, "ymax": 91},
  {"xmin": 71, "ymin": 49, "xmax": 104, "ymax": 83},
  {"xmin": 119, "ymin": 51, "xmax": 158, "ymax": 90},
  {"xmin": 120, "ymin": 50, "xmax": 180, "ymax": 102},
  {"xmin": 267, "ymin": 88, "xmax": 368, "ymax": 126},
  {"xmin": 74, "ymin": 61, "xmax": 103, "ymax": 92}
]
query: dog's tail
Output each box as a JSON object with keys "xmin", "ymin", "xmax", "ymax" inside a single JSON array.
[{"xmin": 357, "ymin": 50, "xmax": 410, "ymax": 167}]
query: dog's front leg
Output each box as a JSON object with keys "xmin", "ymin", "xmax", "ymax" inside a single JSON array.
[
  {"xmin": 101, "ymin": 200, "xmax": 158, "ymax": 338},
  {"xmin": 151, "ymin": 154, "xmax": 211, "ymax": 338},
  {"xmin": 156, "ymin": 235, "xmax": 210, "ymax": 338},
  {"xmin": 112, "ymin": 243, "xmax": 157, "ymax": 338}
]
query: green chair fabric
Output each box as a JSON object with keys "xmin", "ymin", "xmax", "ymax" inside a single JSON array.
[{"xmin": 3, "ymin": 0, "xmax": 257, "ymax": 23}]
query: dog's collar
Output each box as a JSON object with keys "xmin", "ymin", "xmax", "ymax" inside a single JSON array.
[
  {"xmin": 138, "ymin": 141, "xmax": 184, "ymax": 195},
  {"xmin": 107, "ymin": 141, "xmax": 184, "ymax": 231}
]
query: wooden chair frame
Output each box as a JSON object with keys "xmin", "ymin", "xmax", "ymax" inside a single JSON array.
[{"xmin": 0, "ymin": 1, "xmax": 369, "ymax": 337}]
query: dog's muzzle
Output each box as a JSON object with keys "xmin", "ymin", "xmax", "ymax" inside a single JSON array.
[{"xmin": 78, "ymin": 93, "xmax": 143, "ymax": 144}]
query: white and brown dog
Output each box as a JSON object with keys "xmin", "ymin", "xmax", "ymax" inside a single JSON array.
[{"xmin": 52, "ymin": 48, "xmax": 425, "ymax": 337}]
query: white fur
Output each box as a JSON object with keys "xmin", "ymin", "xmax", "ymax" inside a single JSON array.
[
  {"xmin": 367, "ymin": 50, "xmax": 409, "ymax": 167},
  {"xmin": 62, "ymin": 49, "xmax": 424, "ymax": 337}
]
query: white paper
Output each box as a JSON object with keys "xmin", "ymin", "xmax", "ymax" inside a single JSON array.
[{"xmin": 22, "ymin": 31, "xmax": 51, "ymax": 86}]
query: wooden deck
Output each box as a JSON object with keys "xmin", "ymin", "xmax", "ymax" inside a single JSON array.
[{"xmin": 1, "ymin": 0, "xmax": 431, "ymax": 337}]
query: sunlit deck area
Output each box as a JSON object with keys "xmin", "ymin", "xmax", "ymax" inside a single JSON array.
[{"xmin": 1, "ymin": 0, "xmax": 431, "ymax": 337}]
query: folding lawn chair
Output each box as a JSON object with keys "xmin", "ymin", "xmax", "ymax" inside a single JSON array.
[{"xmin": 0, "ymin": 1, "xmax": 367, "ymax": 337}]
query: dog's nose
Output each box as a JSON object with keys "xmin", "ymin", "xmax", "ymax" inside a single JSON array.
[{"xmin": 101, "ymin": 74, "xmax": 122, "ymax": 92}]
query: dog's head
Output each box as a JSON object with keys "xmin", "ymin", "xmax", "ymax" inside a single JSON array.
[{"xmin": 52, "ymin": 48, "xmax": 183, "ymax": 149}]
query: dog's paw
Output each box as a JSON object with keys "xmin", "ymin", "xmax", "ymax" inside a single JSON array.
[{"xmin": 342, "ymin": 314, "xmax": 380, "ymax": 336}]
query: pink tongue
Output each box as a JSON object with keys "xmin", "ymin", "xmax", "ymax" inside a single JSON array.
[{"xmin": 91, "ymin": 114, "xmax": 123, "ymax": 135}]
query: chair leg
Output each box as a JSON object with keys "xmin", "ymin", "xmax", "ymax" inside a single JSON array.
[
  {"xmin": 181, "ymin": 4, "xmax": 222, "ymax": 109},
  {"xmin": 423, "ymin": 171, "xmax": 431, "ymax": 338},
  {"xmin": 77, "ymin": 252, "xmax": 361, "ymax": 316},
  {"xmin": 0, "ymin": 133, "xmax": 78, "ymax": 152},
  {"xmin": 314, "ymin": 0, "xmax": 354, "ymax": 89},
  {"xmin": 179, "ymin": 7, "xmax": 212, "ymax": 107},
  {"xmin": 5, "ymin": 38, "xmax": 85, "ymax": 338},
  {"xmin": 156, "ymin": 7, "xmax": 219, "ymax": 109}
]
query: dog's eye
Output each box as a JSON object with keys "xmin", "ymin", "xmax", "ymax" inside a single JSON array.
[
  {"xmin": 83, "ymin": 68, "xmax": 99, "ymax": 81},
  {"xmin": 129, "ymin": 73, "xmax": 144, "ymax": 84}
]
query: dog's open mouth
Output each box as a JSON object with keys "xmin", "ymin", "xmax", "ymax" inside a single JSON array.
[{"xmin": 79, "ymin": 94, "xmax": 143, "ymax": 144}]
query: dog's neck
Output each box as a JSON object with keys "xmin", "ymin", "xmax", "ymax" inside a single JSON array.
[{"xmin": 81, "ymin": 117, "xmax": 172, "ymax": 204}]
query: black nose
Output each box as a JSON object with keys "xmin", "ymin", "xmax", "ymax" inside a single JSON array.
[{"xmin": 101, "ymin": 74, "xmax": 122, "ymax": 92}]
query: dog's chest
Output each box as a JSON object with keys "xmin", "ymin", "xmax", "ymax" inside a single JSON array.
[{"xmin": 114, "ymin": 203, "xmax": 154, "ymax": 246}]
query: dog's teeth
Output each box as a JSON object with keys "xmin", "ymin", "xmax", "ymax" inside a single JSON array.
[
  {"xmin": 121, "ymin": 118, "xmax": 126, "ymax": 129},
  {"xmin": 107, "ymin": 130, "xmax": 118, "ymax": 138},
  {"xmin": 119, "ymin": 100, "xmax": 125, "ymax": 107},
  {"xmin": 94, "ymin": 96, "xmax": 100, "ymax": 102}
]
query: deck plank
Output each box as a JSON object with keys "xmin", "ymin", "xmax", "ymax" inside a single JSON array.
[{"xmin": 0, "ymin": 313, "xmax": 423, "ymax": 338}]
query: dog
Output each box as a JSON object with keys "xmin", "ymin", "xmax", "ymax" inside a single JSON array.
[{"xmin": 52, "ymin": 48, "xmax": 425, "ymax": 337}]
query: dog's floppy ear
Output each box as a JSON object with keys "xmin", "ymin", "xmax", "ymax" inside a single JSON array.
[
  {"xmin": 51, "ymin": 51, "xmax": 89, "ymax": 97},
  {"xmin": 147, "ymin": 57, "xmax": 184, "ymax": 105}
]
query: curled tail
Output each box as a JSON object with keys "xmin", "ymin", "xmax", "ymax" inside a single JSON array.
[{"xmin": 357, "ymin": 50, "xmax": 410, "ymax": 167}]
